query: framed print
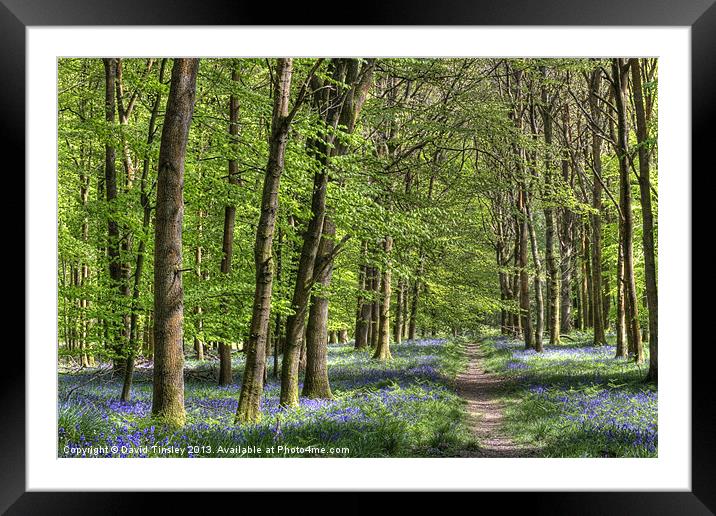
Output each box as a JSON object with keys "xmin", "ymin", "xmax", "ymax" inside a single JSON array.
[{"xmin": 6, "ymin": 0, "xmax": 713, "ymax": 512}]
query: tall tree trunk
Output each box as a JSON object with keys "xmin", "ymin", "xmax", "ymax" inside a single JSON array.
[
  {"xmin": 518, "ymin": 184, "xmax": 532, "ymax": 349},
  {"xmin": 584, "ymin": 226, "xmax": 594, "ymax": 327},
  {"xmin": 79, "ymin": 163, "xmax": 91, "ymax": 367},
  {"xmin": 280, "ymin": 60, "xmax": 351, "ymax": 408},
  {"xmin": 356, "ymin": 273, "xmax": 372, "ymax": 350},
  {"xmin": 408, "ymin": 257, "xmax": 422, "ymax": 340},
  {"xmin": 559, "ymin": 107, "xmax": 575, "ymax": 335},
  {"xmin": 280, "ymin": 169, "xmax": 328, "ymax": 405},
  {"xmin": 236, "ymin": 58, "xmax": 295, "ymax": 423},
  {"xmin": 193, "ymin": 211, "xmax": 205, "ymax": 361},
  {"xmin": 366, "ymin": 267, "xmax": 375, "ymax": 346},
  {"xmin": 496, "ymin": 242, "xmax": 509, "ymax": 335},
  {"xmin": 512, "ymin": 222, "xmax": 522, "ymax": 338},
  {"xmin": 273, "ymin": 226, "xmax": 284, "ymax": 378},
  {"xmin": 612, "ymin": 58, "xmax": 643, "ymax": 363},
  {"xmin": 559, "ymin": 220, "xmax": 574, "ymax": 334},
  {"xmin": 373, "ymin": 236, "xmax": 393, "ymax": 360},
  {"xmin": 401, "ymin": 280, "xmax": 409, "ymax": 339},
  {"xmin": 540, "ymin": 68, "xmax": 560, "ymax": 345},
  {"xmin": 526, "ymin": 203, "xmax": 544, "ymax": 352},
  {"xmin": 394, "ymin": 277, "xmax": 403, "ymax": 345},
  {"xmin": 603, "ymin": 274, "xmax": 611, "ymax": 332},
  {"xmin": 630, "ymin": 59, "xmax": 658, "ymax": 381},
  {"xmin": 354, "ymin": 243, "xmax": 371, "ymax": 349},
  {"xmin": 102, "ymin": 58, "xmax": 130, "ymax": 375},
  {"xmin": 579, "ymin": 224, "xmax": 591, "ymax": 329},
  {"xmin": 588, "ymin": 68, "xmax": 607, "ymax": 345},
  {"xmin": 114, "ymin": 59, "xmax": 138, "ymax": 370},
  {"xmin": 218, "ymin": 67, "xmax": 242, "ymax": 386},
  {"xmin": 615, "ymin": 240, "xmax": 627, "ymax": 358},
  {"xmin": 370, "ymin": 266, "xmax": 381, "ymax": 348},
  {"xmin": 151, "ymin": 58, "xmax": 199, "ymax": 427},
  {"xmin": 303, "ymin": 217, "xmax": 336, "ymax": 398},
  {"xmin": 120, "ymin": 59, "xmax": 165, "ymax": 401}
]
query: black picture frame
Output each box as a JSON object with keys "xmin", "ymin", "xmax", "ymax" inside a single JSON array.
[{"xmin": 5, "ymin": 0, "xmax": 710, "ymax": 513}]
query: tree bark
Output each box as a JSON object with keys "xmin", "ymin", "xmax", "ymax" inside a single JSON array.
[
  {"xmin": 218, "ymin": 66, "xmax": 242, "ymax": 386},
  {"xmin": 401, "ymin": 280, "xmax": 409, "ymax": 339},
  {"xmin": 102, "ymin": 58, "xmax": 131, "ymax": 376},
  {"xmin": 280, "ymin": 167, "xmax": 329, "ymax": 405},
  {"xmin": 193, "ymin": 212, "xmax": 204, "ymax": 361},
  {"xmin": 354, "ymin": 243, "xmax": 371, "ymax": 349},
  {"xmin": 120, "ymin": 59, "xmax": 166, "ymax": 401},
  {"xmin": 371, "ymin": 266, "xmax": 382, "ymax": 348},
  {"xmin": 408, "ymin": 257, "xmax": 422, "ymax": 340},
  {"xmin": 588, "ymin": 69, "xmax": 607, "ymax": 346},
  {"xmin": 630, "ymin": 58, "xmax": 658, "ymax": 381},
  {"xmin": 273, "ymin": 226, "xmax": 284, "ymax": 378},
  {"xmin": 612, "ymin": 58, "xmax": 643, "ymax": 363},
  {"xmin": 151, "ymin": 58, "xmax": 199, "ymax": 427},
  {"xmin": 540, "ymin": 67, "xmax": 561, "ymax": 345},
  {"xmin": 373, "ymin": 236, "xmax": 393, "ymax": 360},
  {"xmin": 603, "ymin": 274, "xmax": 611, "ymax": 332},
  {"xmin": 526, "ymin": 202, "xmax": 544, "ymax": 352},
  {"xmin": 394, "ymin": 277, "xmax": 403, "ymax": 345},
  {"xmin": 615, "ymin": 240, "xmax": 628, "ymax": 358},
  {"xmin": 559, "ymin": 106, "xmax": 575, "ymax": 335},
  {"xmin": 280, "ymin": 60, "xmax": 351, "ymax": 408},
  {"xmin": 236, "ymin": 58, "xmax": 294, "ymax": 423},
  {"xmin": 303, "ymin": 217, "xmax": 336, "ymax": 399},
  {"xmin": 518, "ymin": 183, "xmax": 532, "ymax": 349},
  {"xmin": 580, "ymin": 224, "xmax": 591, "ymax": 328}
]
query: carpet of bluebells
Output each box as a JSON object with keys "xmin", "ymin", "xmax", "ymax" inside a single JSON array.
[
  {"xmin": 58, "ymin": 338, "xmax": 476, "ymax": 458},
  {"xmin": 485, "ymin": 334, "xmax": 657, "ymax": 457}
]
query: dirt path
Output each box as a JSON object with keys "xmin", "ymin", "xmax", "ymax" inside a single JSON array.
[{"xmin": 454, "ymin": 340, "xmax": 535, "ymax": 458}]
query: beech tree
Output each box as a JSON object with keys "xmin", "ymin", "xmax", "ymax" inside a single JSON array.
[
  {"xmin": 235, "ymin": 58, "xmax": 296, "ymax": 423},
  {"xmin": 236, "ymin": 58, "xmax": 325, "ymax": 422},
  {"xmin": 629, "ymin": 58, "xmax": 658, "ymax": 381},
  {"xmin": 151, "ymin": 58, "xmax": 199, "ymax": 427},
  {"xmin": 611, "ymin": 58, "xmax": 643, "ymax": 364}
]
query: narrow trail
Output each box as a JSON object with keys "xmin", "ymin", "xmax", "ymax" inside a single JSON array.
[{"xmin": 454, "ymin": 340, "xmax": 537, "ymax": 458}]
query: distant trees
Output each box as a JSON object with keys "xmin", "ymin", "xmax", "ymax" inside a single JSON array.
[
  {"xmin": 102, "ymin": 58, "xmax": 130, "ymax": 376},
  {"xmin": 481, "ymin": 59, "xmax": 657, "ymax": 377},
  {"xmin": 217, "ymin": 65, "xmax": 241, "ymax": 387}
]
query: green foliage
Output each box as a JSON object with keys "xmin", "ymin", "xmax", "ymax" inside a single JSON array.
[{"xmin": 57, "ymin": 56, "xmax": 657, "ymax": 390}]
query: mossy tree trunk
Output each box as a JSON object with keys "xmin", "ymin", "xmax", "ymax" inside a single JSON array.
[
  {"xmin": 236, "ymin": 58, "xmax": 299, "ymax": 423},
  {"xmin": 151, "ymin": 58, "xmax": 199, "ymax": 428},
  {"xmin": 303, "ymin": 217, "xmax": 336, "ymax": 399}
]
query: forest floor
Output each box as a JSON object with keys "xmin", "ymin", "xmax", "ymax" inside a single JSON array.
[
  {"xmin": 58, "ymin": 338, "xmax": 478, "ymax": 458},
  {"xmin": 56, "ymin": 332, "xmax": 656, "ymax": 458},
  {"xmin": 478, "ymin": 333, "xmax": 657, "ymax": 458},
  {"xmin": 453, "ymin": 340, "xmax": 537, "ymax": 457}
]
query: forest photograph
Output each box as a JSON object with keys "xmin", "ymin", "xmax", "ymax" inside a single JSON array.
[{"xmin": 57, "ymin": 57, "xmax": 658, "ymax": 459}]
